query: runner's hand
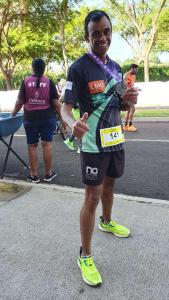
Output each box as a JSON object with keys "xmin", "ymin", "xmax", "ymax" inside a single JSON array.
[
  {"xmin": 121, "ymin": 87, "xmax": 139, "ymax": 110},
  {"xmin": 72, "ymin": 112, "xmax": 89, "ymax": 138}
]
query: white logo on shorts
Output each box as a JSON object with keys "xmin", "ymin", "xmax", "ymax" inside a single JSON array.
[{"xmin": 86, "ymin": 166, "xmax": 98, "ymax": 180}]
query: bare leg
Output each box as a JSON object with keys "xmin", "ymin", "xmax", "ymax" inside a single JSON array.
[
  {"xmin": 101, "ymin": 176, "xmax": 116, "ymax": 223},
  {"xmin": 28, "ymin": 144, "xmax": 38, "ymax": 176},
  {"xmin": 42, "ymin": 141, "xmax": 52, "ymax": 175},
  {"xmin": 80, "ymin": 184, "xmax": 102, "ymax": 256},
  {"xmin": 129, "ymin": 106, "xmax": 135, "ymax": 123},
  {"xmin": 124, "ymin": 109, "xmax": 130, "ymax": 124},
  {"xmin": 100, "ymin": 176, "xmax": 130, "ymax": 237}
]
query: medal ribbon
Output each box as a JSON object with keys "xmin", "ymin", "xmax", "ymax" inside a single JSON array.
[
  {"xmin": 87, "ymin": 52, "xmax": 127, "ymax": 96},
  {"xmin": 87, "ymin": 51, "xmax": 122, "ymax": 82}
]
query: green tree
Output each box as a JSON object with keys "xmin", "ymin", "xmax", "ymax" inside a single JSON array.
[
  {"xmin": 107, "ymin": 0, "xmax": 167, "ymax": 81},
  {"xmin": 30, "ymin": 0, "xmax": 84, "ymax": 75},
  {"xmin": 0, "ymin": 0, "xmax": 28, "ymax": 89},
  {"xmin": 156, "ymin": 7, "xmax": 169, "ymax": 52},
  {"xmin": 0, "ymin": 0, "xmax": 62, "ymax": 89},
  {"xmin": 64, "ymin": 6, "xmax": 89, "ymax": 61}
]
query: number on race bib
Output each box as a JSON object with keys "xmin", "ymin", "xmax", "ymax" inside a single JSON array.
[
  {"xmin": 100, "ymin": 126, "xmax": 124, "ymax": 148},
  {"xmin": 110, "ymin": 132, "xmax": 119, "ymax": 139}
]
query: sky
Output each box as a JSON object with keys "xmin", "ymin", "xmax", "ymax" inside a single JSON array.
[{"xmin": 81, "ymin": 0, "xmax": 169, "ymax": 63}]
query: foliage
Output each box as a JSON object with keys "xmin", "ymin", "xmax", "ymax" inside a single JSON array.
[
  {"xmin": 156, "ymin": 7, "xmax": 169, "ymax": 52},
  {"xmin": 29, "ymin": 0, "xmax": 84, "ymax": 74},
  {"xmin": 0, "ymin": 0, "xmax": 85, "ymax": 88},
  {"xmin": 122, "ymin": 64, "xmax": 169, "ymax": 82},
  {"xmin": 0, "ymin": 0, "xmax": 168, "ymax": 87},
  {"xmin": 64, "ymin": 6, "xmax": 89, "ymax": 61},
  {"xmin": 0, "ymin": 0, "xmax": 28, "ymax": 88},
  {"xmin": 0, "ymin": 67, "xmax": 66, "ymax": 90},
  {"xmin": 0, "ymin": 73, "xmax": 6, "ymax": 90},
  {"xmin": 106, "ymin": 0, "xmax": 168, "ymax": 81},
  {"xmin": 0, "ymin": 63, "xmax": 168, "ymax": 90}
]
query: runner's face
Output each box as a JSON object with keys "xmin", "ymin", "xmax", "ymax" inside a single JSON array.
[
  {"xmin": 85, "ymin": 16, "xmax": 112, "ymax": 59},
  {"xmin": 131, "ymin": 67, "xmax": 138, "ymax": 75}
]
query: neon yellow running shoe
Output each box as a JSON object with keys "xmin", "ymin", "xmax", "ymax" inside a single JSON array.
[
  {"xmin": 99, "ymin": 217, "xmax": 130, "ymax": 238},
  {"xmin": 64, "ymin": 138, "xmax": 75, "ymax": 150},
  {"xmin": 77, "ymin": 252, "xmax": 102, "ymax": 286},
  {"xmin": 72, "ymin": 108, "xmax": 80, "ymax": 121}
]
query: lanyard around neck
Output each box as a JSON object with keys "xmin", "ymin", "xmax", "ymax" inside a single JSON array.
[
  {"xmin": 87, "ymin": 52, "xmax": 126, "ymax": 96},
  {"xmin": 87, "ymin": 51, "xmax": 122, "ymax": 82}
]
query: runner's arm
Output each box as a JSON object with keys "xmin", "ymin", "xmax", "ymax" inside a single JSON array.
[
  {"xmin": 52, "ymin": 99, "xmax": 62, "ymax": 116},
  {"xmin": 61, "ymin": 102, "xmax": 74, "ymax": 129},
  {"xmin": 61, "ymin": 103, "xmax": 88, "ymax": 139},
  {"xmin": 50, "ymin": 80, "xmax": 62, "ymax": 117},
  {"xmin": 12, "ymin": 81, "xmax": 25, "ymax": 116}
]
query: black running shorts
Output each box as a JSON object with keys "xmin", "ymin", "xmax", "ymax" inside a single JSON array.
[{"xmin": 80, "ymin": 150, "xmax": 125, "ymax": 186}]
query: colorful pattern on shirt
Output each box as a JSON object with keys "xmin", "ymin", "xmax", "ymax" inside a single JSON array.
[{"xmin": 64, "ymin": 54, "xmax": 124, "ymax": 153}]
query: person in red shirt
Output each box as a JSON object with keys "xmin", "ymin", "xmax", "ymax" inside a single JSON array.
[{"xmin": 123, "ymin": 64, "xmax": 139, "ymax": 132}]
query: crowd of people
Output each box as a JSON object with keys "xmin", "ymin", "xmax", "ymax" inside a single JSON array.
[{"xmin": 12, "ymin": 9, "xmax": 140, "ymax": 287}]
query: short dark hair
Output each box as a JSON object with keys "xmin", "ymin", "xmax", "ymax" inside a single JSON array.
[
  {"xmin": 84, "ymin": 10, "xmax": 112, "ymax": 35},
  {"xmin": 130, "ymin": 64, "xmax": 138, "ymax": 69}
]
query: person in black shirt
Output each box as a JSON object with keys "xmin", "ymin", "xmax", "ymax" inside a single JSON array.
[{"xmin": 61, "ymin": 10, "xmax": 138, "ymax": 286}]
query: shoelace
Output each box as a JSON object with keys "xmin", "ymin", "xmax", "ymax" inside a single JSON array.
[
  {"xmin": 84, "ymin": 256, "xmax": 96, "ymax": 272},
  {"xmin": 109, "ymin": 220, "xmax": 117, "ymax": 227}
]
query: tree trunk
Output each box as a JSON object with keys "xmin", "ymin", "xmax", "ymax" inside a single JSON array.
[
  {"xmin": 5, "ymin": 74, "xmax": 12, "ymax": 90},
  {"xmin": 1, "ymin": 69, "xmax": 13, "ymax": 90},
  {"xmin": 144, "ymin": 54, "xmax": 150, "ymax": 82}
]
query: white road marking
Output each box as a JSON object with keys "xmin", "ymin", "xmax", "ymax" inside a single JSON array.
[
  {"xmin": 126, "ymin": 139, "xmax": 169, "ymax": 143},
  {"xmin": 14, "ymin": 134, "xmax": 26, "ymax": 137},
  {"xmin": 14, "ymin": 134, "xmax": 169, "ymax": 143}
]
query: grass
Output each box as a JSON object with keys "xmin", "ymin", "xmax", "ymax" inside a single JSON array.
[
  {"xmin": 121, "ymin": 109, "xmax": 169, "ymax": 117},
  {"xmin": 0, "ymin": 182, "xmax": 26, "ymax": 193}
]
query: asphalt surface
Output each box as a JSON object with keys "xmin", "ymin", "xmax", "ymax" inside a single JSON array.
[{"xmin": 0, "ymin": 120, "xmax": 169, "ymax": 200}]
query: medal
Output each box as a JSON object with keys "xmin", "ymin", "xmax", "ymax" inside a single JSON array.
[{"xmin": 115, "ymin": 82, "xmax": 127, "ymax": 96}]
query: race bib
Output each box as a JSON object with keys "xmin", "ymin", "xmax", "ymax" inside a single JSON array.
[{"xmin": 100, "ymin": 126, "xmax": 124, "ymax": 148}]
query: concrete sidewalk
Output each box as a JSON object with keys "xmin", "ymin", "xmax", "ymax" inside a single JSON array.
[{"xmin": 0, "ymin": 183, "xmax": 169, "ymax": 300}]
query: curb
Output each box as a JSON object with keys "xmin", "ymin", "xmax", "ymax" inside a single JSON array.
[
  {"xmin": 1, "ymin": 178, "xmax": 169, "ymax": 207},
  {"xmin": 127, "ymin": 117, "xmax": 169, "ymax": 122}
]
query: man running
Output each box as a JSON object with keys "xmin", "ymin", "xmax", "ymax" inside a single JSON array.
[
  {"xmin": 123, "ymin": 64, "xmax": 139, "ymax": 132},
  {"xmin": 61, "ymin": 10, "xmax": 138, "ymax": 286}
]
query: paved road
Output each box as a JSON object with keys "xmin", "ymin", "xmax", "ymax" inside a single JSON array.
[{"xmin": 0, "ymin": 121, "xmax": 169, "ymax": 200}]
